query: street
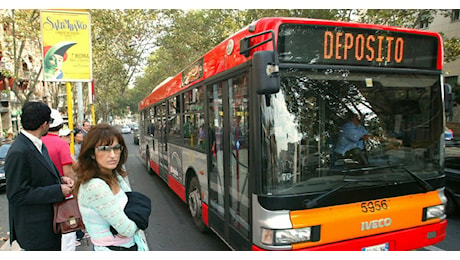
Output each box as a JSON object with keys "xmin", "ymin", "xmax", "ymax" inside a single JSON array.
[{"xmin": 0, "ymin": 133, "xmax": 459, "ymax": 251}]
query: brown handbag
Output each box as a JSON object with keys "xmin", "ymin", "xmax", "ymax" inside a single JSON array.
[{"xmin": 53, "ymin": 197, "xmax": 85, "ymax": 234}]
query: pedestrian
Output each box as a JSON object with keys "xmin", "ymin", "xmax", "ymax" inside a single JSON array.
[
  {"xmin": 81, "ymin": 120, "xmax": 91, "ymax": 137},
  {"xmin": 69, "ymin": 127, "xmax": 88, "ymax": 243},
  {"xmin": 42, "ymin": 109, "xmax": 78, "ymax": 250},
  {"xmin": 73, "ymin": 127, "xmax": 84, "ymax": 160},
  {"xmin": 59, "ymin": 127, "xmax": 72, "ymax": 144},
  {"xmin": 42, "ymin": 109, "xmax": 74, "ymax": 182},
  {"xmin": 5, "ymin": 101, "xmax": 74, "ymax": 251},
  {"xmin": 73, "ymin": 123, "xmax": 149, "ymax": 251}
]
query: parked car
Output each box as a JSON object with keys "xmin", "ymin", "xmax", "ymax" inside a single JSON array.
[
  {"xmin": 133, "ymin": 128, "xmax": 139, "ymax": 145},
  {"xmin": 130, "ymin": 123, "xmax": 139, "ymax": 132},
  {"xmin": 121, "ymin": 125, "xmax": 132, "ymax": 134},
  {"xmin": 0, "ymin": 143, "xmax": 12, "ymax": 190}
]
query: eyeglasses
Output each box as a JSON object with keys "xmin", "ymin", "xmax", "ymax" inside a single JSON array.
[{"xmin": 95, "ymin": 144, "xmax": 123, "ymax": 154}]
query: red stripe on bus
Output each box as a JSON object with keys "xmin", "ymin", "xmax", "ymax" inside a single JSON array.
[
  {"xmin": 151, "ymin": 160, "xmax": 160, "ymax": 175},
  {"xmin": 202, "ymin": 202, "xmax": 209, "ymax": 227},
  {"xmin": 252, "ymin": 220, "xmax": 446, "ymax": 251},
  {"xmin": 168, "ymin": 175, "xmax": 186, "ymax": 202}
]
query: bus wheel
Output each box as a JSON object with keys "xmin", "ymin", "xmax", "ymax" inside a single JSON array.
[{"xmin": 188, "ymin": 176, "xmax": 207, "ymax": 232}]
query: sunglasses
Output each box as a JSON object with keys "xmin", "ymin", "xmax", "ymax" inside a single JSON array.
[{"xmin": 95, "ymin": 144, "xmax": 123, "ymax": 154}]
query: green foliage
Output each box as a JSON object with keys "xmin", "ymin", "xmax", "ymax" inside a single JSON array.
[
  {"xmin": 4, "ymin": 9, "xmax": 460, "ymax": 120},
  {"xmin": 443, "ymin": 34, "xmax": 460, "ymax": 63},
  {"xmin": 0, "ymin": 9, "xmax": 42, "ymax": 105},
  {"xmin": 359, "ymin": 9, "xmax": 438, "ymax": 28},
  {"xmin": 90, "ymin": 9, "xmax": 160, "ymax": 121},
  {"xmin": 132, "ymin": 9, "xmax": 358, "ymax": 109}
]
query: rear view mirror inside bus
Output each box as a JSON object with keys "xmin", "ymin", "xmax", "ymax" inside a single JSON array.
[{"xmin": 252, "ymin": 51, "xmax": 280, "ymax": 95}]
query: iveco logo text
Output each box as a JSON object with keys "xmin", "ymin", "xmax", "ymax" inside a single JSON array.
[{"xmin": 361, "ymin": 218, "xmax": 392, "ymax": 231}]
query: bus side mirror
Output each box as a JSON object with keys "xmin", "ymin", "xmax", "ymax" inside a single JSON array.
[{"xmin": 252, "ymin": 51, "xmax": 280, "ymax": 95}]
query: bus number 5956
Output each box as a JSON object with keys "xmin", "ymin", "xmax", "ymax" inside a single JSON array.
[{"xmin": 361, "ymin": 200, "xmax": 388, "ymax": 213}]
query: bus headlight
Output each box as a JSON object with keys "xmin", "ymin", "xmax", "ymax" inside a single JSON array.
[
  {"xmin": 423, "ymin": 205, "xmax": 446, "ymax": 221},
  {"xmin": 261, "ymin": 226, "xmax": 320, "ymax": 246}
]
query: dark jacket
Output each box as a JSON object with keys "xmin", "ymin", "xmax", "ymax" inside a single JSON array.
[
  {"xmin": 5, "ymin": 133, "xmax": 64, "ymax": 250},
  {"xmin": 110, "ymin": 191, "xmax": 151, "ymax": 235}
]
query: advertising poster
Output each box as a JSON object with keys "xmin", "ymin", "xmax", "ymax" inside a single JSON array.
[{"xmin": 40, "ymin": 10, "xmax": 92, "ymax": 82}]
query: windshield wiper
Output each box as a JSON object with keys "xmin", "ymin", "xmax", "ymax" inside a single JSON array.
[
  {"xmin": 304, "ymin": 179, "xmax": 389, "ymax": 209},
  {"xmin": 398, "ymin": 166, "xmax": 433, "ymax": 192},
  {"xmin": 303, "ymin": 165, "xmax": 434, "ymax": 209},
  {"xmin": 335, "ymin": 163, "xmax": 433, "ymax": 192}
]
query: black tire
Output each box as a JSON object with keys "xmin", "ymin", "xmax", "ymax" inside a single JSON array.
[{"xmin": 188, "ymin": 176, "xmax": 207, "ymax": 232}]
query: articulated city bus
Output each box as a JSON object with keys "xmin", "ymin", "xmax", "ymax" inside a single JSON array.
[{"xmin": 138, "ymin": 17, "xmax": 447, "ymax": 250}]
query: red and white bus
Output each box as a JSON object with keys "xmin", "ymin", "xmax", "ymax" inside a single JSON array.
[{"xmin": 138, "ymin": 17, "xmax": 447, "ymax": 250}]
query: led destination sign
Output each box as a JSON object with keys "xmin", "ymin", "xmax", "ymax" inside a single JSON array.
[
  {"xmin": 323, "ymin": 31, "xmax": 404, "ymax": 64},
  {"xmin": 278, "ymin": 24, "xmax": 439, "ymax": 70}
]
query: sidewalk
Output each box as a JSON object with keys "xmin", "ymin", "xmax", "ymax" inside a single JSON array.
[
  {"xmin": 0, "ymin": 236, "xmax": 93, "ymax": 251},
  {"xmin": 0, "ymin": 231, "xmax": 148, "ymax": 251},
  {"xmin": 0, "ymin": 239, "xmax": 21, "ymax": 251}
]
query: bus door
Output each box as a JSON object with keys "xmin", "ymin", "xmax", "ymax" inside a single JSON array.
[
  {"xmin": 158, "ymin": 101, "xmax": 169, "ymax": 181},
  {"xmin": 208, "ymin": 75, "xmax": 250, "ymax": 250}
]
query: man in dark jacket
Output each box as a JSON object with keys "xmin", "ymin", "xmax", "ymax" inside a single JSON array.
[{"xmin": 5, "ymin": 101, "xmax": 74, "ymax": 250}]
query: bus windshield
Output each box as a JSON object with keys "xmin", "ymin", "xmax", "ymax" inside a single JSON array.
[{"xmin": 260, "ymin": 68, "xmax": 444, "ymax": 196}]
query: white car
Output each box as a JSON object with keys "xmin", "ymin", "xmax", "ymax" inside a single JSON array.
[{"xmin": 121, "ymin": 126, "xmax": 131, "ymax": 134}]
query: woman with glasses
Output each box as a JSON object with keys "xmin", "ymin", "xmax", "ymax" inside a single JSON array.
[{"xmin": 73, "ymin": 124, "xmax": 149, "ymax": 251}]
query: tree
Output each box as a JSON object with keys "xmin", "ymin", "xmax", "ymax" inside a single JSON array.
[
  {"xmin": 90, "ymin": 9, "xmax": 160, "ymax": 122},
  {"xmin": 0, "ymin": 9, "xmax": 44, "ymax": 105},
  {"xmin": 358, "ymin": 9, "xmax": 438, "ymax": 28},
  {"xmin": 133, "ymin": 9, "xmax": 358, "ymax": 109}
]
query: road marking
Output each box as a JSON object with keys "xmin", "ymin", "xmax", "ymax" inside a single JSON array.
[{"xmin": 424, "ymin": 245, "xmax": 444, "ymax": 251}]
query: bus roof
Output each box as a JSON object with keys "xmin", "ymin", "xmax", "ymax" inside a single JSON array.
[{"xmin": 139, "ymin": 17, "xmax": 443, "ymax": 111}]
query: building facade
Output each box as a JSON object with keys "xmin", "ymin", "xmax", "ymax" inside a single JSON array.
[
  {"xmin": 426, "ymin": 10, "xmax": 460, "ymax": 88},
  {"xmin": 424, "ymin": 10, "xmax": 460, "ymax": 126}
]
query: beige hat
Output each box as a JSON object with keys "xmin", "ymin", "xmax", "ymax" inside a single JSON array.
[{"xmin": 59, "ymin": 128, "xmax": 71, "ymax": 137}]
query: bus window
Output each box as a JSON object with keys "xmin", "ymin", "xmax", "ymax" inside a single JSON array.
[
  {"xmin": 261, "ymin": 69, "xmax": 443, "ymax": 195},
  {"xmin": 168, "ymin": 95, "xmax": 182, "ymax": 143},
  {"xmin": 184, "ymin": 86, "xmax": 205, "ymax": 150},
  {"xmin": 229, "ymin": 75, "xmax": 250, "ymax": 236}
]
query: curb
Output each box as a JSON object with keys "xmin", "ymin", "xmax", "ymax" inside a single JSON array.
[{"xmin": 0, "ymin": 239, "xmax": 21, "ymax": 251}]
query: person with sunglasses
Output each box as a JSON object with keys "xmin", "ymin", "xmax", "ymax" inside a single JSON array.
[{"xmin": 73, "ymin": 124, "xmax": 149, "ymax": 251}]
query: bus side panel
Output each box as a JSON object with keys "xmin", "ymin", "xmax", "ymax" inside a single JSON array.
[
  {"xmin": 181, "ymin": 147, "xmax": 208, "ymax": 204},
  {"xmin": 168, "ymin": 175, "xmax": 186, "ymax": 202},
  {"xmin": 202, "ymin": 202, "xmax": 209, "ymax": 227},
  {"xmin": 151, "ymin": 159, "xmax": 160, "ymax": 175},
  {"xmin": 165, "ymin": 144, "xmax": 208, "ymax": 205},
  {"xmin": 151, "ymin": 137, "xmax": 160, "ymax": 175}
]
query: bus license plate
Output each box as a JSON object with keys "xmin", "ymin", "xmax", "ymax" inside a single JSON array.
[{"xmin": 362, "ymin": 243, "xmax": 389, "ymax": 251}]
